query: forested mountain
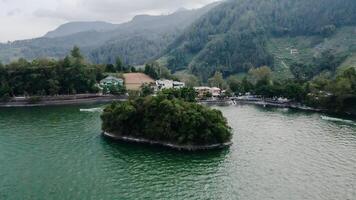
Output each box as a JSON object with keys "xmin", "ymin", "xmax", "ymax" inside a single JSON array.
[
  {"xmin": 163, "ymin": 0, "xmax": 356, "ymax": 80},
  {"xmin": 44, "ymin": 21, "xmax": 118, "ymax": 38},
  {"xmin": 88, "ymin": 4, "xmax": 219, "ymax": 64},
  {"xmin": 0, "ymin": 2, "xmax": 219, "ymax": 65},
  {"xmin": 2, "ymin": 0, "xmax": 355, "ymax": 82}
]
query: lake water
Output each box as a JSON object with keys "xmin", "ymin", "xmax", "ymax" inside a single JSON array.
[{"xmin": 0, "ymin": 105, "xmax": 355, "ymax": 200}]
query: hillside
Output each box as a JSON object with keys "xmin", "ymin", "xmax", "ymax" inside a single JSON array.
[
  {"xmin": 0, "ymin": 3, "xmax": 218, "ymax": 65},
  {"xmin": 163, "ymin": 0, "xmax": 356, "ymax": 81},
  {"xmin": 88, "ymin": 4, "xmax": 219, "ymax": 65},
  {"xmin": 267, "ymin": 26, "xmax": 356, "ymax": 79}
]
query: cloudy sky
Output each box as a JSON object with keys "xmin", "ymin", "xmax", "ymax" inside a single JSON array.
[{"xmin": 0, "ymin": 0, "xmax": 219, "ymax": 42}]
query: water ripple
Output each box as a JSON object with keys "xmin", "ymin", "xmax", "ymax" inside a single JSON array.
[{"xmin": 0, "ymin": 105, "xmax": 355, "ymax": 199}]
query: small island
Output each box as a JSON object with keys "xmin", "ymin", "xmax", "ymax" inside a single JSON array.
[{"xmin": 101, "ymin": 92, "xmax": 232, "ymax": 151}]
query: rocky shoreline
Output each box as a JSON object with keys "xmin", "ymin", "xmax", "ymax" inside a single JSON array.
[{"xmin": 102, "ymin": 132, "xmax": 232, "ymax": 151}]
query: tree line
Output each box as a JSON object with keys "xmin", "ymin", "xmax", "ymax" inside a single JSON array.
[
  {"xmin": 226, "ymin": 66, "xmax": 356, "ymax": 114},
  {"xmin": 0, "ymin": 47, "xmax": 105, "ymax": 101}
]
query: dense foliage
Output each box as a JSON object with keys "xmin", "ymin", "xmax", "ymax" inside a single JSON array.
[
  {"xmin": 103, "ymin": 84, "xmax": 126, "ymax": 96},
  {"xmin": 0, "ymin": 47, "xmax": 104, "ymax": 100},
  {"xmin": 228, "ymin": 66, "xmax": 356, "ymax": 114},
  {"xmin": 101, "ymin": 95, "xmax": 232, "ymax": 145},
  {"xmin": 140, "ymin": 84, "xmax": 155, "ymax": 97},
  {"xmin": 143, "ymin": 62, "xmax": 176, "ymax": 80},
  {"xmin": 290, "ymin": 50, "xmax": 349, "ymax": 81},
  {"xmin": 158, "ymin": 87, "xmax": 197, "ymax": 102},
  {"xmin": 165, "ymin": 0, "xmax": 356, "ymax": 80},
  {"xmin": 306, "ymin": 68, "xmax": 356, "ymax": 114}
]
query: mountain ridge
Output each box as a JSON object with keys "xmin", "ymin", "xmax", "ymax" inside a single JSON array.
[
  {"xmin": 44, "ymin": 21, "xmax": 118, "ymax": 38},
  {"xmin": 0, "ymin": 2, "xmax": 220, "ymax": 64}
]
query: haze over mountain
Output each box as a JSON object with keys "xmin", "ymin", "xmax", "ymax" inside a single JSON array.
[
  {"xmin": 0, "ymin": 2, "xmax": 219, "ymax": 65},
  {"xmin": 44, "ymin": 21, "xmax": 118, "ymax": 38}
]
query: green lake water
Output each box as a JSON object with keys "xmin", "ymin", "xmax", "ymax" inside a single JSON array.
[{"xmin": 0, "ymin": 105, "xmax": 355, "ymax": 200}]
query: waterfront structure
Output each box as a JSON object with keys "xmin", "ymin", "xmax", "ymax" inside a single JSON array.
[
  {"xmin": 123, "ymin": 73, "xmax": 155, "ymax": 91},
  {"xmin": 194, "ymin": 87, "xmax": 222, "ymax": 98},
  {"xmin": 194, "ymin": 87, "xmax": 211, "ymax": 98},
  {"xmin": 210, "ymin": 87, "xmax": 222, "ymax": 97}
]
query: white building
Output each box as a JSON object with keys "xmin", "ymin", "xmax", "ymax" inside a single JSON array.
[
  {"xmin": 290, "ymin": 49, "xmax": 299, "ymax": 54},
  {"xmin": 156, "ymin": 79, "xmax": 185, "ymax": 90},
  {"xmin": 173, "ymin": 81, "xmax": 185, "ymax": 89}
]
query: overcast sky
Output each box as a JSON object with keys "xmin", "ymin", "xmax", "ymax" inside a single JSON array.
[{"xmin": 0, "ymin": 0, "xmax": 219, "ymax": 42}]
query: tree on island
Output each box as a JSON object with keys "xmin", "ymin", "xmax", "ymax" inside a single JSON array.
[
  {"xmin": 158, "ymin": 87, "xmax": 197, "ymax": 102},
  {"xmin": 101, "ymin": 92, "xmax": 232, "ymax": 146}
]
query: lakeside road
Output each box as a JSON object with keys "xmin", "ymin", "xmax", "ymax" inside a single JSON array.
[{"xmin": 0, "ymin": 94, "xmax": 128, "ymax": 107}]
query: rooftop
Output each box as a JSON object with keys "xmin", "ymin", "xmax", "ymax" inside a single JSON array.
[{"xmin": 123, "ymin": 73, "xmax": 155, "ymax": 84}]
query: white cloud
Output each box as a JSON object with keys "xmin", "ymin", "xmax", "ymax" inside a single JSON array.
[{"xmin": 0, "ymin": 0, "xmax": 219, "ymax": 42}]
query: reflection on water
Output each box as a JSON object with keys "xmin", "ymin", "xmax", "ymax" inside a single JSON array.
[
  {"xmin": 80, "ymin": 107, "xmax": 104, "ymax": 112},
  {"xmin": 0, "ymin": 104, "xmax": 355, "ymax": 200},
  {"xmin": 321, "ymin": 115, "xmax": 356, "ymax": 125}
]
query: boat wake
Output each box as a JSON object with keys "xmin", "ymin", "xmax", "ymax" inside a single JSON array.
[
  {"xmin": 321, "ymin": 115, "xmax": 355, "ymax": 125},
  {"xmin": 80, "ymin": 107, "xmax": 103, "ymax": 112}
]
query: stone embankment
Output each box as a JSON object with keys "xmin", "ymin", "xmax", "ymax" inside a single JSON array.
[{"xmin": 103, "ymin": 132, "xmax": 232, "ymax": 151}]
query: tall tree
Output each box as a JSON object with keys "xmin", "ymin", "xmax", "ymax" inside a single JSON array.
[
  {"xmin": 208, "ymin": 71, "xmax": 226, "ymax": 89},
  {"xmin": 248, "ymin": 66, "xmax": 272, "ymax": 84},
  {"xmin": 105, "ymin": 64, "xmax": 116, "ymax": 73},
  {"xmin": 227, "ymin": 76, "xmax": 242, "ymax": 94},
  {"xmin": 71, "ymin": 46, "xmax": 83, "ymax": 60},
  {"xmin": 144, "ymin": 64, "xmax": 159, "ymax": 80},
  {"xmin": 115, "ymin": 57, "xmax": 123, "ymax": 72}
]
